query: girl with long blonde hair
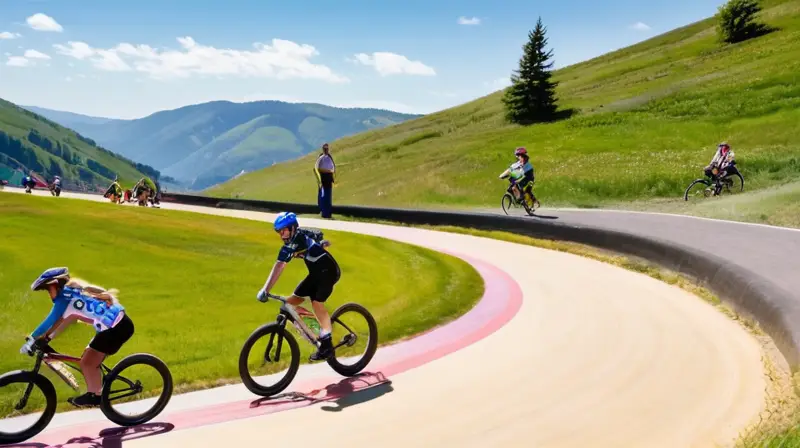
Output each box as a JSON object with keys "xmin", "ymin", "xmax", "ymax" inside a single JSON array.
[{"xmin": 20, "ymin": 267, "xmax": 135, "ymax": 407}]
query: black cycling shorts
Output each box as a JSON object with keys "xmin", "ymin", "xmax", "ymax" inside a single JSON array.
[
  {"xmin": 89, "ymin": 313, "xmax": 134, "ymax": 355},
  {"xmin": 294, "ymin": 265, "xmax": 340, "ymax": 303}
]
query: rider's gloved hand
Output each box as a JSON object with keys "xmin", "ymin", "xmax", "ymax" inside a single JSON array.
[
  {"xmin": 19, "ymin": 336, "xmax": 35, "ymax": 356},
  {"xmin": 256, "ymin": 288, "xmax": 268, "ymax": 303}
]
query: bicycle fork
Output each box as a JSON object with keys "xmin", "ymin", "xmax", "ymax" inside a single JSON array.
[{"xmin": 15, "ymin": 355, "xmax": 44, "ymax": 411}]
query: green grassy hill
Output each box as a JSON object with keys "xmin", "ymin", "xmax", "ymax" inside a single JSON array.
[
  {"xmin": 208, "ymin": 0, "xmax": 800, "ymax": 213},
  {"xmin": 164, "ymin": 115, "xmax": 307, "ymax": 188},
  {"xmin": 1, "ymin": 98, "xmax": 159, "ymax": 191}
]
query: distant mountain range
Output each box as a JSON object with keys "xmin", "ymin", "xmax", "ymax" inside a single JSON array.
[
  {"xmin": 1, "ymin": 98, "xmax": 158, "ymax": 192},
  {"xmin": 24, "ymin": 101, "xmax": 421, "ymax": 190}
]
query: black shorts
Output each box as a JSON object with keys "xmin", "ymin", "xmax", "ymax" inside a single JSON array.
[
  {"xmin": 294, "ymin": 265, "xmax": 341, "ymax": 303},
  {"xmin": 89, "ymin": 313, "xmax": 134, "ymax": 355}
]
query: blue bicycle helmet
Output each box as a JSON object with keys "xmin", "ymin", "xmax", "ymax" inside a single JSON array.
[
  {"xmin": 273, "ymin": 212, "xmax": 298, "ymax": 232},
  {"xmin": 31, "ymin": 267, "xmax": 70, "ymax": 291}
]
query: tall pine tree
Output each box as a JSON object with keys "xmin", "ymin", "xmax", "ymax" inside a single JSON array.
[{"xmin": 502, "ymin": 17, "xmax": 559, "ymax": 125}]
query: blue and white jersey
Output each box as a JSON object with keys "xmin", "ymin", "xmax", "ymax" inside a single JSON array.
[
  {"xmin": 277, "ymin": 228, "xmax": 337, "ymax": 275},
  {"xmin": 31, "ymin": 286, "xmax": 125, "ymax": 338}
]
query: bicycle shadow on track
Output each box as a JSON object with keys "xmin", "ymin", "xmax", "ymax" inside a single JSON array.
[
  {"xmin": 248, "ymin": 371, "xmax": 394, "ymax": 413},
  {"xmin": 3, "ymin": 422, "xmax": 175, "ymax": 448},
  {"xmin": 529, "ymin": 212, "xmax": 559, "ymax": 220}
]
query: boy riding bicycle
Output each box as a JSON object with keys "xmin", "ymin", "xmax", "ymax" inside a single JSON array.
[
  {"xmin": 499, "ymin": 147, "xmax": 540, "ymax": 209},
  {"xmin": 256, "ymin": 212, "xmax": 340, "ymax": 361}
]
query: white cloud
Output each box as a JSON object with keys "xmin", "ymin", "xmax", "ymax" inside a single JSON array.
[
  {"xmin": 0, "ymin": 31, "xmax": 22, "ymax": 39},
  {"xmin": 350, "ymin": 52, "xmax": 435, "ymax": 76},
  {"xmin": 53, "ymin": 41, "xmax": 95, "ymax": 59},
  {"xmin": 6, "ymin": 56, "xmax": 30, "ymax": 67},
  {"xmin": 458, "ymin": 16, "xmax": 481, "ymax": 25},
  {"xmin": 52, "ymin": 36, "xmax": 348, "ymax": 82},
  {"xmin": 26, "ymin": 13, "xmax": 63, "ymax": 32},
  {"xmin": 630, "ymin": 22, "xmax": 651, "ymax": 31},
  {"xmin": 65, "ymin": 76, "xmax": 72, "ymax": 82},
  {"xmin": 24, "ymin": 49, "xmax": 50, "ymax": 59}
]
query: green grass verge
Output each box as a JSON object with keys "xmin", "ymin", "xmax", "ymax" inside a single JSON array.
[
  {"xmin": 207, "ymin": 0, "xmax": 800, "ymax": 218},
  {"xmin": 610, "ymin": 179, "xmax": 800, "ymax": 229},
  {"xmin": 0, "ymin": 192, "xmax": 483, "ymax": 414}
]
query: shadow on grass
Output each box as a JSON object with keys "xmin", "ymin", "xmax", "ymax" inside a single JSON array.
[
  {"xmin": 724, "ymin": 23, "xmax": 780, "ymax": 44},
  {"xmin": 514, "ymin": 108, "xmax": 578, "ymax": 126},
  {"xmin": 248, "ymin": 371, "xmax": 393, "ymax": 412}
]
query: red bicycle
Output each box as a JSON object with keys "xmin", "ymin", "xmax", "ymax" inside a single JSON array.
[{"xmin": 0, "ymin": 340, "xmax": 173, "ymax": 445}]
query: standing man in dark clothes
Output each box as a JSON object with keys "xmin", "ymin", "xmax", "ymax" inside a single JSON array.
[{"xmin": 314, "ymin": 143, "xmax": 336, "ymax": 219}]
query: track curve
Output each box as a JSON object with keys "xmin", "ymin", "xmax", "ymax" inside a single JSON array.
[{"xmin": 1, "ymin": 189, "xmax": 768, "ymax": 447}]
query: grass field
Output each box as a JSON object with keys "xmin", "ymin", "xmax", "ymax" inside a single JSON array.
[
  {"xmin": 0, "ymin": 192, "xmax": 482, "ymax": 414},
  {"xmin": 208, "ymin": 0, "xmax": 800, "ymax": 223}
]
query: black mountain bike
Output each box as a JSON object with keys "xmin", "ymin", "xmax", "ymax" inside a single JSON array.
[
  {"xmin": 0, "ymin": 341, "xmax": 173, "ymax": 445},
  {"xmin": 238, "ymin": 293, "xmax": 378, "ymax": 398},
  {"xmin": 501, "ymin": 186, "xmax": 539, "ymax": 216},
  {"xmin": 683, "ymin": 165, "xmax": 744, "ymax": 201}
]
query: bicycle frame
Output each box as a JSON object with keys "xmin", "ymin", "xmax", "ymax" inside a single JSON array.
[
  {"xmin": 267, "ymin": 294, "xmax": 319, "ymax": 346},
  {"xmin": 265, "ymin": 294, "xmax": 359, "ymax": 354},
  {"xmin": 15, "ymin": 347, "xmax": 143, "ymax": 408}
]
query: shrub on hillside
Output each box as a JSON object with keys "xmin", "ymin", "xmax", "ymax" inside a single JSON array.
[{"xmin": 717, "ymin": 0, "xmax": 769, "ymax": 43}]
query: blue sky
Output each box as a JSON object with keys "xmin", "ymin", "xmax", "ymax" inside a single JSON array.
[{"xmin": 0, "ymin": 0, "xmax": 727, "ymax": 119}]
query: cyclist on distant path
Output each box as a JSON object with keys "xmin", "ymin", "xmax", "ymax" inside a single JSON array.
[
  {"xmin": 132, "ymin": 177, "xmax": 157, "ymax": 206},
  {"xmin": 104, "ymin": 178, "xmax": 124, "ymax": 203},
  {"xmin": 256, "ymin": 212, "xmax": 340, "ymax": 362},
  {"xmin": 20, "ymin": 267, "xmax": 135, "ymax": 408},
  {"xmin": 499, "ymin": 147, "xmax": 540, "ymax": 209}
]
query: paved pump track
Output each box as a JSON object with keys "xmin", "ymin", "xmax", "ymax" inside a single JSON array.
[{"xmin": 0, "ymin": 189, "xmax": 774, "ymax": 447}]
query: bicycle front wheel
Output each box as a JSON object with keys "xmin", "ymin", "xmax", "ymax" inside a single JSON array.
[
  {"xmin": 501, "ymin": 193, "xmax": 515, "ymax": 215},
  {"xmin": 239, "ymin": 323, "xmax": 300, "ymax": 397},
  {"xmin": 0, "ymin": 371, "xmax": 57, "ymax": 445},
  {"xmin": 684, "ymin": 179, "xmax": 712, "ymax": 201}
]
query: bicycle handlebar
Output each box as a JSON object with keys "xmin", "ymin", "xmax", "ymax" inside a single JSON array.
[{"xmin": 266, "ymin": 293, "xmax": 288, "ymax": 303}]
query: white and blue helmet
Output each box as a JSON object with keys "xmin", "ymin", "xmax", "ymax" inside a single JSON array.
[{"xmin": 31, "ymin": 267, "xmax": 70, "ymax": 291}]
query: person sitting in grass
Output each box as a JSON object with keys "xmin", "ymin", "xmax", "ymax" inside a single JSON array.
[{"xmin": 704, "ymin": 142, "xmax": 738, "ymax": 181}]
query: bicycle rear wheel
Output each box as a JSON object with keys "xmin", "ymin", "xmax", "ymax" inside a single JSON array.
[
  {"xmin": 239, "ymin": 323, "xmax": 300, "ymax": 397},
  {"xmin": 721, "ymin": 172, "xmax": 744, "ymax": 195},
  {"xmin": 0, "ymin": 371, "xmax": 57, "ymax": 445},
  {"xmin": 100, "ymin": 353, "xmax": 174, "ymax": 427},
  {"xmin": 327, "ymin": 303, "xmax": 379, "ymax": 377}
]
